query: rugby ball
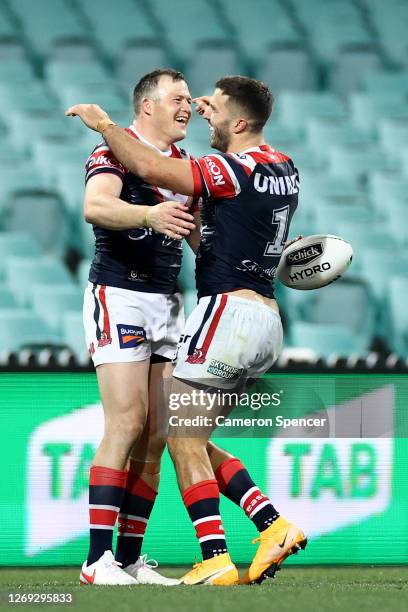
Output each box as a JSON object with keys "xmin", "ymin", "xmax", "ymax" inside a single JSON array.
[{"xmin": 276, "ymin": 234, "xmax": 353, "ymax": 290}]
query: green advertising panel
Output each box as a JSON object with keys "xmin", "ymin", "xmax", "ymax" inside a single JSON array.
[{"xmin": 0, "ymin": 373, "xmax": 407, "ymax": 566}]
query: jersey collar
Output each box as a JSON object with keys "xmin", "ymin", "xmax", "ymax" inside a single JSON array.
[{"xmin": 127, "ymin": 125, "xmax": 173, "ymax": 157}]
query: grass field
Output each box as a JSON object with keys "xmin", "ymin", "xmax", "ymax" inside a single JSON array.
[{"xmin": 1, "ymin": 566, "xmax": 407, "ymax": 612}]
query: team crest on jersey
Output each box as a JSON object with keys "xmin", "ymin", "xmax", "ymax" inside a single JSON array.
[
  {"xmin": 117, "ymin": 324, "xmax": 147, "ymax": 349},
  {"xmin": 98, "ymin": 331, "xmax": 112, "ymax": 347},
  {"xmin": 186, "ymin": 348, "xmax": 207, "ymax": 364}
]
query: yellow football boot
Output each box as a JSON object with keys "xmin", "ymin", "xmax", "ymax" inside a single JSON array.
[
  {"xmin": 179, "ymin": 553, "xmax": 240, "ymax": 586},
  {"xmin": 241, "ymin": 516, "xmax": 307, "ymax": 585}
]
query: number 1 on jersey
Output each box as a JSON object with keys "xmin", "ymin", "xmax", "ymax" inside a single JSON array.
[{"xmin": 264, "ymin": 205, "xmax": 290, "ymax": 256}]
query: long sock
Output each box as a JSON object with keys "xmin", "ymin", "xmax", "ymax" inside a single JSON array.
[
  {"xmin": 215, "ymin": 457, "xmax": 279, "ymax": 532},
  {"xmin": 182, "ymin": 479, "xmax": 227, "ymax": 561},
  {"xmin": 115, "ymin": 471, "xmax": 158, "ymax": 567},
  {"xmin": 87, "ymin": 465, "xmax": 127, "ymax": 566}
]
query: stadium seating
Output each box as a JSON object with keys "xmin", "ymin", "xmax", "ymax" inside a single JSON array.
[
  {"xmin": 0, "ymin": 0, "xmax": 406, "ymax": 359},
  {"xmin": 5, "ymin": 256, "xmax": 74, "ymax": 306},
  {"xmin": 2, "ymin": 190, "xmax": 72, "ymax": 258},
  {"xmin": 0, "ymin": 310, "xmax": 61, "ymax": 352},
  {"xmin": 31, "ymin": 284, "xmax": 83, "ymax": 334}
]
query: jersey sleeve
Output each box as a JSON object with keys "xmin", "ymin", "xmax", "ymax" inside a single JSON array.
[
  {"xmin": 85, "ymin": 143, "xmax": 127, "ymax": 183},
  {"xmin": 191, "ymin": 154, "xmax": 242, "ymax": 199}
]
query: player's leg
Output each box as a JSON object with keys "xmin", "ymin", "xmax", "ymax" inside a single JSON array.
[
  {"xmin": 207, "ymin": 441, "xmax": 280, "ymax": 531},
  {"xmin": 115, "ymin": 359, "xmax": 179, "ymax": 585},
  {"xmin": 166, "ymin": 381, "xmax": 239, "ymax": 586},
  {"xmin": 81, "ymin": 360, "xmax": 150, "ymax": 585}
]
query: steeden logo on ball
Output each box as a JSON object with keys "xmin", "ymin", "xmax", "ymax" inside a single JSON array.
[{"xmin": 286, "ymin": 242, "xmax": 324, "ymax": 267}]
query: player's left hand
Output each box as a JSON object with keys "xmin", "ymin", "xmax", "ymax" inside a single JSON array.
[
  {"xmin": 65, "ymin": 104, "xmax": 111, "ymax": 132},
  {"xmin": 284, "ymin": 235, "xmax": 303, "ymax": 251}
]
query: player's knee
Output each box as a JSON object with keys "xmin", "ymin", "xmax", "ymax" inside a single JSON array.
[
  {"xmin": 145, "ymin": 434, "xmax": 167, "ymax": 462},
  {"xmin": 106, "ymin": 399, "xmax": 148, "ymax": 444}
]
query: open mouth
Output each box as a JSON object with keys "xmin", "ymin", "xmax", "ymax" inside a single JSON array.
[{"xmin": 175, "ymin": 116, "xmax": 188, "ymax": 126}]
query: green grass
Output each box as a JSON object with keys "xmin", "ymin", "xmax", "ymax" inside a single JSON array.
[{"xmin": 1, "ymin": 567, "xmax": 407, "ymax": 612}]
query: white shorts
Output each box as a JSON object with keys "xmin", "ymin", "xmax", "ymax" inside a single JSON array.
[
  {"xmin": 173, "ymin": 294, "xmax": 283, "ymax": 389},
  {"xmin": 83, "ymin": 282, "xmax": 184, "ymax": 367}
]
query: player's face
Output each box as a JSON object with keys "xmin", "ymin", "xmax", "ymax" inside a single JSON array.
[
  {"xmin": 207, "ymin": 89, "xmax": 234, "ymax": 152},
  {"xmin": 150, "ymin": 76, "xmax": 192, "ymax": 143}
]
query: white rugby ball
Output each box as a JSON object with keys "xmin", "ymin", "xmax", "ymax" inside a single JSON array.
[{"xmin": 277, "ymin": 234, "xmax": 353, "ymax": 290}]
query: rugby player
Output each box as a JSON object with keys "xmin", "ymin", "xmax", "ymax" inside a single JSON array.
[{"xmin": 67, "ymin": 75, "xmax": 307, "ymax": 586}]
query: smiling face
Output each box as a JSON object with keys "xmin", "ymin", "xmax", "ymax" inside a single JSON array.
[
  {"xmin": 148, "ymin": 75, "xmax": 192, "ymax": 144},
  {"xmin": 207, "ymin": 88, "xmax": 237, "ymax": 152}
]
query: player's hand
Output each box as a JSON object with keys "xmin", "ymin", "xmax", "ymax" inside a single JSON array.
[
  {"xmin": 65, "ymin": 104, "xmax": 112, "ymax": 132},
  {"xmin": 147, "ymin": 201, "xmax": 195, "ymax": 240},
  {"xmin": 193, "ymin": 96, "xmax": 211, "ymax": 120},
  {"xmin": 283, "ymin": 235, "xmax": 303, "ymax": 250}
]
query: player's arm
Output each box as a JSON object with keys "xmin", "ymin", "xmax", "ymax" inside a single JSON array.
[
  {"xmin": 185, "ymin": 210, "xmax": 201, "ymax": 254},
  {"xmin": 84, "ymin": 174, "xmax": 195, "ymax": 239},
  {"xmin": 66, "ymin": 104, "xmax": 195, "ymax": 196}
]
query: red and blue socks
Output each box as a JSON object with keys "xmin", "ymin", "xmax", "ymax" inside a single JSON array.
[
  {"xmin": 87, "ymin": 465, "xmax": 127, "ymax": 566},
  {"xmin": 115, "ymin": 470, "xmax": 158, "ymax": 567},
  {"xmin": 215, "ymin": 457, "xmax": 279, "ymax": 532},
  {"xmin": 182, "ymin": 479, "xmax": 228, "ymax": 560}
]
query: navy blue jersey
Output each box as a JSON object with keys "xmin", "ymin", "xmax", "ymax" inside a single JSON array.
[
  {"xmin": 191, "ymin": 146, "xmax": 299, "ymax": 299},
  {"xmin": 85, "ymin": 127, "xmax": 195, "ymax": 293}
]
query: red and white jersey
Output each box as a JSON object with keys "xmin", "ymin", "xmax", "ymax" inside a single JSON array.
[
  {"xmin": 85, "ymin": 127, "xmax": 196, "ymax": 294},
  {"xmin": 189, "ymin": 145, "xmax": 299, "ymax": 298}
]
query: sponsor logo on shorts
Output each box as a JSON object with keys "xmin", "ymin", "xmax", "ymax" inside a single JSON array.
[
  {"xmin": 286, "ymin": 243, "xmax": 323, "ymax": 266},
  {"xmin": 98, "ymin": 331, "xmax": 112, "ymax": 347},
  {"xmin": 207, "ymin": 359, "xmax": 243, "ymax": 380},
  {"xmin": 117, "ymin": 324, "xmax": 146, "ymax": 349},
  {"xmin": 186, "ymin": 348, "xmax": 207, "ymax": 364}
]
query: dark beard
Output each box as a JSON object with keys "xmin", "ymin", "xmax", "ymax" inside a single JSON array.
[{"xmin": 211, "ymin": 125, "xmax": 230, "ymax": 152}]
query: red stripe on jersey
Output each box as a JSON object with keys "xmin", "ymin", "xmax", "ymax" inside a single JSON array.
[
  {"xmin": 215, "ymin": 458, "xmax": 245, "ymax": 493},
  {"xmin": 195, "ymin": 519, "xmax": 225, "ymax": 539},
  {"xmin": 99, "ymin": 285, "xmax": 111, "ymax": 338},
  {"xmin": 89, "ymin": 466, "xmax": 127, "ymax": 488},
  {"xmin": 89, "ymin": 507, "xmax": 118, "ymax": 526},
  {"xmin": 200, "ymin": 294, "xmax": 228, "ymax": 355},
  {"xmin": 182, "ymin": 479, "xmax": 220, "ymax": 507},
  {"xmin": 126, "ymin": 473, "xmax": 158, "ymax": 502},
  {"xmin": 191, "ymin": 159, "xmax": 204, "ymax": 198},
  {"xmin": 242, "ymin": 489, "xmax": 268, "ymax": 517},
  {"xmin": 118, "ymin": 517, "xmax": 147, "ymax": 535},
  {"xmin": 195, "ymin": 155, "xmax": 239, "ymax": 199}
]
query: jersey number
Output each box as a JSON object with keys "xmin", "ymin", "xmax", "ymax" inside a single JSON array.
[{"xmin": 264, "ymin": 205, "xmax": 290, "ymax": 256}]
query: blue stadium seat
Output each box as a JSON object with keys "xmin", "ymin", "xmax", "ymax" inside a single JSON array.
[
  {"xmin": 298, "ymin": 279, "xmax": 375, "ymax": 351},
  {"xmin": 378, "ymin": 119, "xmax": 408, "ymax": 165},
  {"xmin": 5, "ymin": 256, "xmax": 74, "ymax": 306},
  {"xmin": 0, "ymin": 81, "xmax": 58, "ymax": 116},
  {"xmin": 314, "ymin": 203, "xmax": 372, "ymax": 235},
  {"xmin": 9, "ymin": 0, "xmax": 87, "ymax": 58},
  {"xmin": 54, "ymin": 161, "xmax": 87, "ymax": 215},
  {"xmin": 31, "ymin": 284, "xmax": 83, "ymax": 334},
  {"xmin": 0, "ymin": 59, "xmax": 35, "ymax": 84},
  {"xmin": 221, "ymin": 0, "xmax": 300, "ymax": 61},
  {"xmin": 0, "ymin": 310, "xmax": 61, "ymax": 351},
  {"xmin": 327, "ymin": 144, "xmax": 394, "ymax": 182},
  {"xmin": 80, "ymin": 0, "xmax": 158, "ymax": 60},
  {"xmin": 0, "ymin": 164, "xmax": 47, "ymax": 219},
  {"xmin": 185, "ymin": 41, "xmax": 242, "ymax": 95},
  {"xmin": 0, "ymin": 36, "xmax": 27, "ymax": 60},
  {"xmin": 32, "ymin": 138, "xmax": 90, "ymax": 190},
  {"xmin": 349, "ymin": 92, "xmax": 408, "ymax": 135},
  {"xmin": 257, "ymin": 43, "xmax": 317, "ymax": 93},
  {"xmin": 45, "ymin": 59, "xmax": 112, "ymax": 91},
  {"xmin": 150, "ymin": 0, "xmax": 230, "ymax": 60},
  {"xmin": 359, "ymin": 247, "xmax": 408, "ymax": 303},
  {"xmin": 329, "ymin": 44, "xmax": 383, "ymax": 97},
  {"xmin": 0, "ymin": 7, "xmax": 17, "ymax": 37},
  {"xmin": 56, "ymin": 84, "xmax": 128, "ymax": 116},
  {"xmin": 305, "ymin": 118, "xmax": 373, "ymax": 164},
  {"xmin": 278, "ymin": 92, "xmax": 346, "ymax": 133},
  {"xmin": 115, "ymin": 39, "xmax": 169, "ymax": 93},
  {"xmin": 0, "ymin": 232, "xmax": 43, "ymax": 281},
  {"xmin": 3, "ymin": 189, "xmax": 72, "ymax": 258},
  {"xmin": 48, "ymin": 37, "xmax": 98, "ymax": 63},
  {"xmin": 289, "ymin": 321, "xmax": 368, "ymax": 357},
  {"xmin": 9, "ymin": 111, "xmax": 80, "ymax": 154},
  {"xmin": 362, "ymin": 70, "xmax": 408, "ymax": 95},
  {"xmin": 388, "ymin": 276, "xmax": 408, "ymax": 357},
  {"xmin": 0, "ymin": 284, "xmax": 18, "ymax": 308},
  {"xmin": 367, "ymin": 172, "xmax": 408, "ymax": 215}
]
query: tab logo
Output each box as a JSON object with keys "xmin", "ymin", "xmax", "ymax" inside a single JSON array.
[
  {"xmin": 117, "ymin": 324, "xmax": 146, "ymax": 349},
  {"xmin": 286, "ymin": 243, "xmax": 323, "ymax": 266}
]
